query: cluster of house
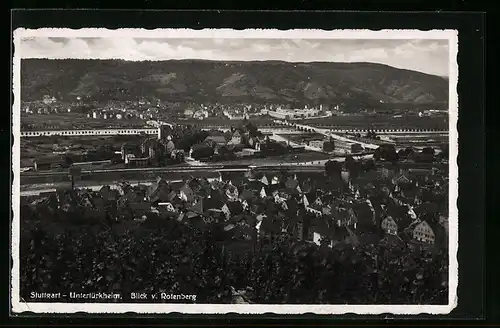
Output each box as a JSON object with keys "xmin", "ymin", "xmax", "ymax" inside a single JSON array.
[
  {"xmin": 23, "ymin": 100, "xmax": 72, "ymax": 115},
  {"xmin": 179, "ymin": 103, "xmax": 342, "ymax": 121},
  {"xmin": 222, "ymin": 110, "xmax": 250, "ymax": 121},
  {"xmin": 183, "ymin": 108, "xmax": 210, "ymax": 120},
  {"xmin": 189, "ymin": 128, "xmax": 303, "ymax": 160},
  {"xmin": 85, "ymin": 108, "xmax": 158, "ymax": 121},
  {"xmin": 182, "ymin": 103, "xmax": 265, "ymax": 121},
  {"xmin": 417, "ymin": 110, "xmax": 448, "ymax": 117},
  {"xmin": 265, "ymin": 105, "xmax": 337, "ymax": 120},
  {"xmin": 120, "ymin": 136, "xmax": 184, "ymax": 167},
  {"xmin": 24, "ymin": 164, "xmax": 449, "ymax": 251}
]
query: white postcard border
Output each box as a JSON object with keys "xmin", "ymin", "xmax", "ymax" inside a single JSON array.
[{"xmin": 11, "ymin": 28, "xmax": 459, "ymax": 315}]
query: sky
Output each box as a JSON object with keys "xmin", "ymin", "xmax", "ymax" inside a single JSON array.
[{"xmin": 19, "ymin": 37, "xmax": 450, "ymax": 76}]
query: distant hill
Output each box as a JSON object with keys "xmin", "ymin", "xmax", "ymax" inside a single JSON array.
[{"xmin": 20, "ymin": 59, "xmax": 449, "ymax": 109}]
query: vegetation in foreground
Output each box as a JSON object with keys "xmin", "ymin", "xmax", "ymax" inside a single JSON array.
[{"xmin": 20, "ymin": 211, "xmax": 448, "ymax": 304}]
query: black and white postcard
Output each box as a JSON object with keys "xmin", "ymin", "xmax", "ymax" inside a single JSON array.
[{"xmin": 11, "ymin": 28, "xmax": 458, "ymax": 314}]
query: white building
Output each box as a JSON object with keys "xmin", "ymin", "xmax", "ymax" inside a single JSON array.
[
  {"xmin": 413, "ymin": 221, "xmax": 436, "ymax": 244},
  {"xmin": 267, "ymin": 107, "xmax": 325, "ymax": 120},
  {"xmin": 223, "ymin": 110, "xmax": 249, "ymax": 120}
]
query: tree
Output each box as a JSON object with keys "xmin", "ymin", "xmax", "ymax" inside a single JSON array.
[
  {"xmin": 398, "ymin": 149, "xmax": 407, "ymax": 159},
  {"xmin": 363, "ymin": 159, "xmax": 376, "ymax": 172},
  {"xmin": 325, "ymin": 160, "xmax": 342, "ymax": 178},
  {"xmin": 386, "ymin": 150, "xmax": 399, "ymax": 163},
  {"xmin": 243, "ymin": 120, "xmax": 260, "ymax": 138},
  {"xmin": 376, "ymin": 144, "xmax": 399, "ymax": 163},
  {"xmin": 345, "ymin": 155, "xmax": 355, "ymax": 169},
  {"xmin": 64, "ymin": 155, "xmax": 74, "ymax": 167},
  {"xmin": 422, "ymin": 147, "xmax": 435, "ymax": 156},
  {"xmin": 345, "ymin": 154, "xmax": 359, "ymax": 178},
  {"xmin": 191, "ymin": 145, "xmax": 214, "ymax": 160},
  {"xmin": 438, "ymin": 144, "xmax": 449, "ymax": 161}
]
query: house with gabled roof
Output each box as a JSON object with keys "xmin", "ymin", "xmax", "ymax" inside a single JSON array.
[
  {"xmin": 179, "ymin": 184, "xmax": 195, "ymax": 203},
  {"xmin": 410, "ymin": 220, "xmax": 445, "ymax": 248},
  {"xmin": 332, "ymin": 206, "xmax": 358, "ymax": 229},
  {"xmin": 186, "ymin": 195, "xmax": 204, "ymax": 219},
  {"xmin": 309, "ymin": 216, "xmax": 335, "ymax": 248},
  {"xmin": 270, "ymin": 174, "xmax": 280, "ymax": 186},
  {"xmin": 381, "ymin": 216, "xmax": 398, "ymax": 235},
  {"xmin": 307, "ymin": 201, "xmax": 324, "ymax": 217},
  {"xmin": 392, "ymin": 171, "xmax": 412, "ymax": 185},
  {"xmin": 258, "ymin": 174, "xmax": 269, "ymax": 186},
  {"xmin": 258, "ymin": 186, "xmax": 267, "ymax": 199},
  {"xmin": 224, "ymin": 181, "xmax": 240, "ymax": 201},
  {"xmin": 228, "ymin": 130, "xmax": 242, "ymax": 145},
  {"xmin": 204, "ymin": 135, "xmax": 227, "ymax": 148}
]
